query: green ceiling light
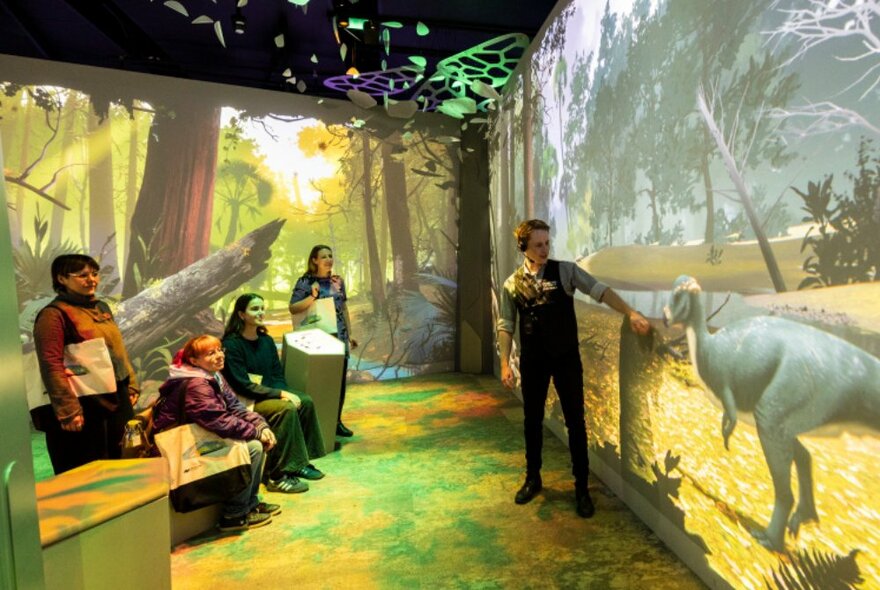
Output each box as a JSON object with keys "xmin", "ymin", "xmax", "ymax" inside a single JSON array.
[
  {"xmin": 347, "ymin": 17, "xmax": 369, "ymax": 31},
  {"xmin": 416, "ymin": 21, "xmax": 430, "ymax": 36}
]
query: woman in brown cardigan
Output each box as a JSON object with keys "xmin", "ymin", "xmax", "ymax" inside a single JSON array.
[{"xmin": 33, "ymin": 254, "xmax": 139, "ymax": 474}]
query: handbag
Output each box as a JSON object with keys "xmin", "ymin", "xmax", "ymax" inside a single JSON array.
[
  {"xmin": 153, "ymin": 383, "xmax": 252, "ymax": 513},
  {"xmin": 64, "ymin": 338, "xmax": 117, "ymax": 396},
  {"xmin": 28, "ymin": 303, "xmax": 117, "ymax": 410},
  {"xmin": 291, "ymin": 296, "xmax": 337, "ymax": 334}
]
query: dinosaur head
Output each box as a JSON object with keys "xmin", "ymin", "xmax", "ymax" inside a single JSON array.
[{"xmin": 663, "ymin": 275, "xmax": 701, "ymax": 327}]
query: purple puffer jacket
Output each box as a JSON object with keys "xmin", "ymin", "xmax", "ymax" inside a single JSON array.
[{"xmin": 153, "ymin": 363, "xmax": 267, "ymax": 440}]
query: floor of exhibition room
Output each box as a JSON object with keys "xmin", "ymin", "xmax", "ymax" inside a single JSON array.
[{"xmin": 32, "ymin": 373, "xmax": 704, "ymax": 589}]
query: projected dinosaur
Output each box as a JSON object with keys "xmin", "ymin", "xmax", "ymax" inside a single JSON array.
[{"xmin": 663, "ymin": 275, "xmax": 880, "ymax": 552}]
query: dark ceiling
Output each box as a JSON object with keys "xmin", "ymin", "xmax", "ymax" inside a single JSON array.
[{"xmin": 0, "ymin": 0, "xmax": 557, "ymax": 109}]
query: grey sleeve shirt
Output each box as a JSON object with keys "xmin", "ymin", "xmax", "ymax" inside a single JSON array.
[{"xmin": 496, "ymin": 260, "xmax": 608, "ymax": 334}]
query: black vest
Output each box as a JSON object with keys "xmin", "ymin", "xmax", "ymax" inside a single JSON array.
[{"xmin": 513, "ymin": 260, "xmax": 579, "ymax": 357}]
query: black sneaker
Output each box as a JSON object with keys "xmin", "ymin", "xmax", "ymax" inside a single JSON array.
[
  {"xmin": 336, "ymin": 422, "xmax": 354, "ymax": 437},
  {"xmin": 291, "ymin": 464, "xmax": 325, "ymax": 480},
  {"xmin": 253, "ymin": 502, "xmax": 282, "ymax": 516},
  {"xmin": 218, "ymin": 511, "xmax": 272, "ymax": 532}
]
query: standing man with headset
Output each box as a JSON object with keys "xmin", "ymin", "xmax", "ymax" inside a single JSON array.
[{"xmin": 497, "ymin": 219, "xmax": 651, "ymax": 517}]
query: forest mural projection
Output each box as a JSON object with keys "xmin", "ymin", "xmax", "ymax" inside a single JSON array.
[
  {"xmin": 489, "ymin": 0, "xmax": 880, "ymax": 588},
  {"xmin": 2, "ymin": 56, "xmax": 460, "ymax": 411}
]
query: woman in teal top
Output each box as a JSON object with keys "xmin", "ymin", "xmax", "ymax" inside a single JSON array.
[{"xmin": 222, "ymin": 293, "xmax": 326, "ymax": 492}]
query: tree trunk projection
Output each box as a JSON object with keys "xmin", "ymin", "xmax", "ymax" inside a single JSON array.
[
  {"xmin": 361, "ymin": 132, "xmax": 385, "ymax": 312},
  {"xmin": 382, "ymin": 134, "xmax": 417, "ymax": 290},
  {"xmin": 123, "ymin": 101, "xmax": 221, "ymax": 296},
  {"xmin": 87, "ymin": 102, "xmax": 119, "ymax": 281},
  {"xmin": 697, "ymin": 87, "xmax": 787, "ymax": 293}
]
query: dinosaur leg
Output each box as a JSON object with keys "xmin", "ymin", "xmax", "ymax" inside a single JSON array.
[
  {"xmin": 754, "ymin": 423, "xmax": 794, "ymax": 552},
  {"xmin": 788, "ymin": 438, "xmax": 818, "ymax": 537}
]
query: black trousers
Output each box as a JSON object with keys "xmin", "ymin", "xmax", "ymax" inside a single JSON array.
[
  {"xmin": 338, "ymin": 356, "xmax": 348, "ymax": 422},
  {"xmin": 255, "ymin": 394, "xmax": 326, "ymax": 481},
  {"xmin": 42, "ymin": 379, "xmax": 134, "ymax": 475},
  {"xmin": 519, "ymin": 347, "xmax": 589, "ymax": 488}
]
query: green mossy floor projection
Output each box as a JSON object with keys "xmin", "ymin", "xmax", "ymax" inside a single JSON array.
[{"xmin": 151, "ymin": 374, "xmax": 703, "ymax": 589}]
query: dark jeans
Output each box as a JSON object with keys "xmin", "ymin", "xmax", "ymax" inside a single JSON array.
[
  {"xmin": 338, "ymin": 356, "xmax": 348, "ymax": 422},
  {"xmin": 42, "ymin": 379, "xmax": 134, "ymax": 475},
  {"xmin": 223, "ymin": 439, "xmax": 265, "ymax": 519},
  {"xmin": 255, "ymin": 395, "xmax": 325, "ymax": 481},
  {"xmin": 519, "ymin": 348, "xmax": 589, "ymax": 488}
]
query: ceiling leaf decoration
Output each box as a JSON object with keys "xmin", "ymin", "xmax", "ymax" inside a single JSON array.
[
  {"xmin": 386, "ymin": 100, "xmax": 419, "ymax": 119},
  {"xmin": 346, "ymin": 89, "xmax": 377, "ymax": 109},
  {"xmin": 214, "ymin": 21, "xmax": 226, "ymax": 48},
  {"xmin": 324, "ymin": 65, "xmax": 424, "ymax": 97},
  {"xmin": 192, "ymin": 15, "xmax": 214, "ymax": 25},
  {"xmin": 164, "ymin": 1, "xmax": 188, "ymax": 17},
  {"xmin": 435, "ymin": 33, "xmax": 529, "ymax": 90}
]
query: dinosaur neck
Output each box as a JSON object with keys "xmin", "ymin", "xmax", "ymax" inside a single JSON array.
[{"xmin": 688, "ymin": 292, "xmax": 710, "ymax": 366}]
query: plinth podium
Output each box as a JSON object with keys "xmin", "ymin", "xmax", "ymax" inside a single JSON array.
[{"xmin": 281, "ymin": 329, "xmax": 345, "ymax": 455}]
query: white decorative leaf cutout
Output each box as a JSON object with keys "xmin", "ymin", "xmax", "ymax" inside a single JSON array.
[
  {"xmin": 470, "ymin": 80, "xmax": 501, "ymax": 102},
  {"xmin": 347, "ymin": 89, "xmax": 377, "ymax": 109},
  {"xmin": 192, "ymin": 15, "xmax": 213, "ymax": 25},
  {"xmin": 386, "ymin": 100, "xmax": 418, "ymax": 119},
  {"xmin": 274, "ymin": 35, "xmax": 285, "ymax": 48},
  {"xmin": 214, "ymin": 21, "xmax": 226, "ymax": 47},
  {"xmin": 310, "ymin": 54, "xmax": 318, "ymax": 63},
  {"xmin": 282, "ymin": 68, "xmax": 292, "ymax": 77},
  {"xmin": 237, "ymin": 0, "xmax": 248, "ymax": 6},
  {"xmin": 297, "ymin": 80, "xmax": 306, "ymax": 93},
  {"xmin": 164, "ymin": 1, "xmax": 188, "ymax": 17}
]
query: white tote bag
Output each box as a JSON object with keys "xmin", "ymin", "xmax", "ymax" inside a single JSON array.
[
  {"xmin": 291, "ymin": 297, "xmax": 337, "ymax": 334},
  {"xmin": 64, "ymin": 337, "xmax": 117, "ymax": 396},
  {"xmin": 154, "ymin": 422, "xmax": 252, "ymax": 512}
]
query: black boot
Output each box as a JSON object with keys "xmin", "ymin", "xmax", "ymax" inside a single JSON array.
[
  {"xmin": 575, "ymin": 486, "xmax": 595, "ymax": 518},
  {"xmin": 336, "ymin": 422, "xmax": 354, "ymax": 437},
  {"xmin": 514, "ymin": 475, "xmax": 542, "ymax": 505}
]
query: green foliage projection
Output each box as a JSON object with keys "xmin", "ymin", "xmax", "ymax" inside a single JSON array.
[{"xmin": 796, "ymin": 139, "xmax": 880, "ymax": 289}]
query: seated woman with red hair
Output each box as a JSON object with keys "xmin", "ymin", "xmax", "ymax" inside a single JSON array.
[{"xmin": 153, "ymin": 335, "xmax": 280, "ymax": 532}]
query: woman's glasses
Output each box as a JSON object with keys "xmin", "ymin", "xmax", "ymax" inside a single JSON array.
[{"xmin": 68, "ymin": 271, "xmax": 100, "ymax": 280}]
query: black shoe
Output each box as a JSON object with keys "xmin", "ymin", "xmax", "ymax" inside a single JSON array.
[
  {"xmin": 336, "ymin": 422, "xmax": 354, "ymax": 437},
  {"xmin": 218, "ymin": 511, "xmax": 273, "ymax": 532},
  {"xmin": 291, "ymin": 464, "xmax": 325, "ymax": 480},
  {"xmin": 252, "ymin": 502, "xmax": 282, "ymax": 516},
  {"xmin": 576, "ymin": 487, "xmax": 595, "ymax": 519},
  {"xmin": 514, "ymin": 476, "xmax": 542, "ymax": 505}
]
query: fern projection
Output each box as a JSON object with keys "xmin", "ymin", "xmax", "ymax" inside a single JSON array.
[{"xmin": 764, "ymin": 548, "xmax": 863, "ymax": 590}]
